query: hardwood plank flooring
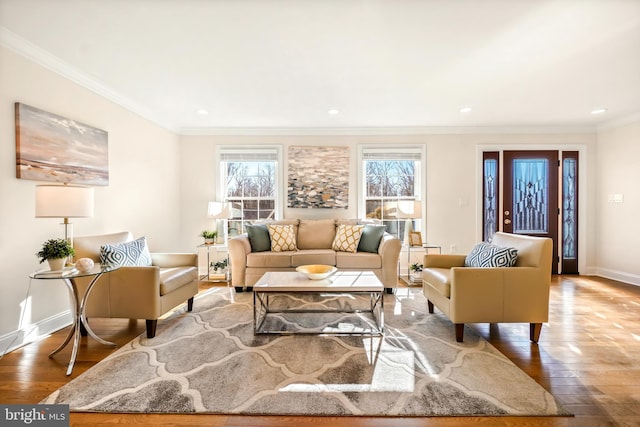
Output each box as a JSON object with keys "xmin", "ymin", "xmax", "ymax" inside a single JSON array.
[{"xmin": 1, "ymin": 275, "xmax": 639, "ymax": 426}]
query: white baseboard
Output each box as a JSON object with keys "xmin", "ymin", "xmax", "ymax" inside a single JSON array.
[
  {"xmin": 0, "ymin": 310, "xmax": 72, "ymax": 357},
  {"xmin": 594, "ymin": 268, "xmax": 640, "ymax": 287}
]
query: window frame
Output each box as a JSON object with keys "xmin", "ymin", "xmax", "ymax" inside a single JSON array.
[
  {"xmin": 216, "ymin": 145, "xmax": 283, "ymax": 234},
  {"xmin": 357, "ymin": 145, "xmax": 425, "ymax": 239}
]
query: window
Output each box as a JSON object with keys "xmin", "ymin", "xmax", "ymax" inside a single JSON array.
[
  {"xmin": 217, "ymin": 146, "xmax": 281, "ymax": 235},
  {"xmin": 482, "ymin": 152, "xmax": 499, "ymax": 242},
  {"xmin": 360, "ymin": 146, "xmax": 423, "ymax": 239}
]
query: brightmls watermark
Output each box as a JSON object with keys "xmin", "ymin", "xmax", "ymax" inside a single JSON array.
[{"xmin": 1, "ymin": 405, "xmax": 69, "ymax": 426}]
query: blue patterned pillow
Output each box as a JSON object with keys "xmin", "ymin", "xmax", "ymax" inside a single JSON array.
[
  {"xmin": 100, "ymin": 237, "xmax": 152, "ymax": 267},
  {"xmin": 465, "ymin": 242, "xmax": 518, "ymax": 267}
]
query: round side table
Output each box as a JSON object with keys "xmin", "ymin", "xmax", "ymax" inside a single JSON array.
[{"xmin": 29, "ymin": 263, "xmax": 121, "ymax": 375}]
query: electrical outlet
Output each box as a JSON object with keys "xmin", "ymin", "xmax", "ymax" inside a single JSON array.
[{"xmin": 450, "ymin": 244, "xmax": 457, "ymax": 253}]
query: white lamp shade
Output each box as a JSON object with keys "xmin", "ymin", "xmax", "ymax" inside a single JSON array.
[
  {"xmin": 35, "ymin": 185, "xmax": 94, "ymax": 218},
  {"xmin": 207, "ymin": 201, "xmax": 232, "ymax": 219},
  {"xmin": 397, "ymin": 200, "xmax": 422, "ymax": 219}
]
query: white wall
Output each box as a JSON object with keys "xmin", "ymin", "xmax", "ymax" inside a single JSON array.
[
  {"xmin": 178, "ymin": 132, "xmax": 597, "ymax": 274},
  {"xmin": 0, "ymin": 46, "xmax": 181, "ymax": 352},
  {"xmin": 596, "ymin": 119, "xmax": 640, "ymax": 284}
]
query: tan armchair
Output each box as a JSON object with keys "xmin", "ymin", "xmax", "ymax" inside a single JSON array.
[
  {"xmin": 73, "ymin": 232, "xmax": 198, "ymax": 338},
  {"xmin": 422, "ymin": 232, "xmax": 553, "ymax": 343}
]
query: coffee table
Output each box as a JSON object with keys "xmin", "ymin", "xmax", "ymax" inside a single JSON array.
[{"xmin": 253, "ymin": 270, "xmax": 384, "ymax": 335}]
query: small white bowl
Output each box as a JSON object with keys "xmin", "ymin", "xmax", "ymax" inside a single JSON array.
[{"xmin": 296, "ymin": 264, "xmax": 337, "ymax": 280}]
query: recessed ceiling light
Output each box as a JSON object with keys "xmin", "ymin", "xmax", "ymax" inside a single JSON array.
[
  {"xmin": 196, "ymin": 109, "xmax": 209, "ymax": 115},
  {"xmin": 328, "ymin": 109, "xmax": 339, "ymax": 115},
  {"xmin": 460, "ymin": 107, "xmax": 472, "ymax": 113},
  {"xmin": 591, "ymin": 108, "xmax": 607, "ymax": 115}
]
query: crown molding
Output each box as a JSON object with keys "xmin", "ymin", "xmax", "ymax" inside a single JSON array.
[
  {"xmin": 0, "ymin": 26, "xmax": 179, "ymax": 133},
  {"xmin": 180, "ymin": 124, "xmax": 596, "ymax": 136}
]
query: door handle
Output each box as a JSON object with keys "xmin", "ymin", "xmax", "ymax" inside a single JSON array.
[{"xmin": 504, "ymin": 219, "xmax": 511, "ymax": 224}]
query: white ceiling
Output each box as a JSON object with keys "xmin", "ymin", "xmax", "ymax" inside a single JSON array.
[{"xmin": 1, "ymin": 0, "xmax": 639, "ymax": 134}]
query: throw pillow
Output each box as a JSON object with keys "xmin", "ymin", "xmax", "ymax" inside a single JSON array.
[
  {"xmin": 138, "ymin": 236, "xmax": 153, "ymax": 266},
  {"xmin": 357, "ymin": 225, "xmax": 386, "ymax": 253},
  {"xmin": 267, "ymin": 224, "xmax": 297, "ymax": 252},
  {"xmin": 100, "ymin": 237, "xmax": 152, "ymax": 267},
  {"xmin": 332, "ymin": 224, "xmax": 365, "ymax": 253},
  {"xmin": 246, "ymin": 224, "xmax": 271, "ymax": 252},
  {"xmin": 465, "ymin": 242, "xmax": 518, "ymax": 268}
]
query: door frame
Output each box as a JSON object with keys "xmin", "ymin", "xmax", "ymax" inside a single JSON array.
[{"xmin": 476, "ymin": 144, "xmax": 588, "ymax": 275}]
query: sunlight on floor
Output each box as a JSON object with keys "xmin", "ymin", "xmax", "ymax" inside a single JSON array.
[{"xmin": 279, "ymin": 338, "xmax": 416, "ymax": 393}]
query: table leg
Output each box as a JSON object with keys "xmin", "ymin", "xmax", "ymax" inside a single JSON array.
[
  {"xmin": 78, "ymin": 273, "xmax": 116, "ymax": 347},
  {"xmin": 48, "ymin": 273, "xmax": 116, "ymax": 376},
  {"xmin": 48, "ymin": 280, "xmax": 78, "ymax": 359}
]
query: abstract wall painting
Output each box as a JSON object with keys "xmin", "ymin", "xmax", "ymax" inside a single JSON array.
[
  {"xmin": 15, "ymin": 103, "xmax": 109, "ymax": 186},
  {"xmin": 287, "ymin": 145, "xmax": 349, "ymax": 209}
]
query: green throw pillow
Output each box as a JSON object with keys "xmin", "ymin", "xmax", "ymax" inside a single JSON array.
[
  {"xmin": 247, "ymin": 224, "xmax": 271, "ymax": 252},
  {"xmin": 357, "ymin": 225, "xmax": 386, "ymax": 253}
]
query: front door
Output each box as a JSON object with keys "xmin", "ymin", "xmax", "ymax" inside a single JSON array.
[{"xmin": 503, "ymin": 151, "xmax": 559, "ymax": 274}]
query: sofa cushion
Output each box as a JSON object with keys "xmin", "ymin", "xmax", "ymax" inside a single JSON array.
[
  {"xmin": 100, "ymin": 237, "xmax": 152, "ymax": 267},
  {"xmin": 246, "ymin": 224, "xmax": 271, "ymax": 252},
  {"xmin": 357, "ymin": 225, "xmax": 386, "ymax": 253},
  {"xmin": 247, "ymin": 251, "xmax": 293, "ymax": 268},
  {"xmin": 291, "ymin": 249, "xmax": 336, "ymax": 267},
  {"xmin": 159, "ymin": 266, "xmax": 198, "ymax": 296},
  {"xmin": 336, "ymin": 252, "xmax": 382, "ymax": 269},
  {"xmin": 332, "ymin": 224, "xmax": 364, "ymax": 253},
  {"xmin": 465, "ymin": 242, "xmax": 518, "ymax": 268},
  {"xmin": 297, "ymin": 219, "xmax": 336, "ymax": 249},
  {"xmin": 268, "ymin": 224, "xmax": 298, "ymax": 252}
]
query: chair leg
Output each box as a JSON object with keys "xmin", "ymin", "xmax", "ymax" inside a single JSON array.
[
  {"xmin": 187, "ymin": 297, "xmax": 194, "ymax": 312},
  {"xmin": 530, "ymin": 322, "xmax": 542, "ymax": 343},
  {"xmin": 427, "ymin": 300, "xmax": 434, "ymax": 314},
  {"xmin": 146, "ymin": 320, "xmax": 157, "ymax": 338},
  {"xmin": 79, "ymin": 321, "xmax": 88, "ymax": 337},
  {"xmin": 455, "ymin": 323, "xmax": 464, "ymax": 342}
]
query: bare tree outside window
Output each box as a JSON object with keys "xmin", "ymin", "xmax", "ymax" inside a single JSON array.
[
  {"xmin": 365, "ymin": 159, "xmax": 417, "ymax": 239},
  {"xmin": 224, "ymin": 161, "xmax": 276, "ymax": 235}
]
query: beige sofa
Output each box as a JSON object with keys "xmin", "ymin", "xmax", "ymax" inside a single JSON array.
[
  {"xmin": 228, "ymin": 219, "xmax": 402, "ymax": 292},
  {"xmin": 73, "ymin": 232, "xmax": 198, "ymax": 338},
  {"xmin": 421, "ymin": 232, "xmax": 553, "ymax": 342}
]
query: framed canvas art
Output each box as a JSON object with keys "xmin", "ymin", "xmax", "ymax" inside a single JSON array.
[
  {"xmin": 287, "ymin": 146, "xmax": 349, "ymax": 209},
  {"xmin": 15, "ymin": 103, "xmax": 109, "ymax": 186}
]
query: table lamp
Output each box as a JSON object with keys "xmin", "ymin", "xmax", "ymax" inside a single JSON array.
[
  {"xmin": 207, "ymin": 201, "xmax": 232, "ymax": 244},
  {"xmin": 397, "ymin": 200, "xmax": 422, "ymax": 246},
  {"xmin": 35, "ymin": 184, "xmax": 94, "ymax": 248}
]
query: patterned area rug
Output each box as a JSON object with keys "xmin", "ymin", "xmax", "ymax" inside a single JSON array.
[{"xmin": 42, "ymin": 288, "xmax": 569, "ymax": 416}]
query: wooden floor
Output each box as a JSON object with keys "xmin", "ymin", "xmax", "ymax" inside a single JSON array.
[{"xmin": 1, "ymin": 275, "xmax": 639, "ymax": 426}]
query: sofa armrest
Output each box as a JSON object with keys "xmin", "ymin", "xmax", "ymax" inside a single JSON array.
[
  {"xmin": 447, "ymin": 266, "xmax": 549, "ymax": 323},
  {"xmin": 107, "ymin": 266, "xmax": 162, "ymax": 318},
  {"xmin": 448, "ymin": 267, "xmax": 506, "ymax": 322},
  {"xmin": 424, "ymin": 254, "xmax": 466, "ymax": 268},
  {"xmin": 228, "ymin": 235, "xmax": 251, "ymax": 287},
  {"xmin": 378, "ymin": 233, "xmax": 402, "ymax": 287},
  {"xmin": 151, "ymin": 253, "xmax": 197, "ymax": 268}
]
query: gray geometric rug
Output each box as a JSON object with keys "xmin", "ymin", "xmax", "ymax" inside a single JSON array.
[{"xmin": 42, "ymin": 288, "xmax": 570, "ymax": 416}]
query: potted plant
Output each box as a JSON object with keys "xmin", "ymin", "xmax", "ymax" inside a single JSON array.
[
  {"xmin": 36, "ymin": 238, "xmax": 75, "ymax": 271},
  {"xmin": 200, "ymin": 230, "xmax": 217, "ymax": 244},
  {"xmin": 409, "ymin": 262, "xmax": 423, "ymax": 273},
  {"xmin": 209, "ymin": 258, "xmax": 229, "ymax": 281},
  {"xmin": 409, "ymin": 262, "xmax": 423, "ymax": 283}
]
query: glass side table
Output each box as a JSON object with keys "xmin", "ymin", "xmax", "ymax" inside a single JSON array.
[
  {"xmin": 401, "ymin": 243, "xmax": 442, "ymax": 285},
  {"xmin": 29, "ymin": 263, "xmax": 121, "ymax": 375},
  {"xmin": 197, "ymin": 243, "xmax": 230, "ymax": 283}
]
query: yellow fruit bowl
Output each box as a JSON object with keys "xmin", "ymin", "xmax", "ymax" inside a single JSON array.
[{"xmin": 296, "ymin": 264, "xmax": 338, "ymax": 280}]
